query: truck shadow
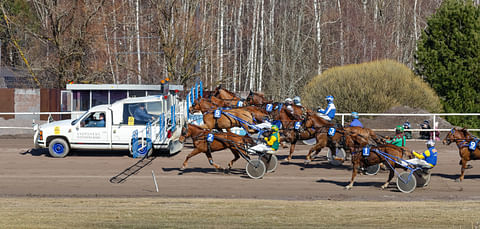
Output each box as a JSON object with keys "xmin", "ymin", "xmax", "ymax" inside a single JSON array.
[{"xmin": 20, "ymin": 148, "xmax": 180, "ymax": 158}]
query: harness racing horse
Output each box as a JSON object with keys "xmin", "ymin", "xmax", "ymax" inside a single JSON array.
[
  {"xmin": 345, "ymin": 143, "xmax": 413, "ymax": 190},
  {"xmin": 190, "ymin": 98, "xmax": 269, "ymax": 128},
  {"xmin": 443, "ymin": 127, "xmax": 480, "ymax": 181},
  {"xmin": 178, "ymin": 124, "xmax": 254, "ymax": 172},
  {"xmin": 213, "ymin": 86, "xmax": 243, "ymax": 107},
  {"xmin": 245, "ymin": 90, "xmax": 272, "ymax": 106}
]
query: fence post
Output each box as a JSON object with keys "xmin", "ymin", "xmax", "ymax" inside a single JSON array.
[
  {"xmin": 341, "ymin": 114, "xmax": 345, "ymax": 127},
  {"xmin": 199, "ymin": 81, "xmax": 203, "ymax": 98}
]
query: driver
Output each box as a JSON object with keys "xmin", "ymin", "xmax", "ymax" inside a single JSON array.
[
  {"xmin": 406, "ymin": 140, "xmax": 438, "ymax": 169},
  {"xmin": 248, "ymin": 125, "xmax": 280, "ymax": 154},
  {"xmin": 134, "ymin": 103, "xmax": 157, "ymax": 124},
  {"xmin": 386, "ymin": 125, "xmax": 406, "ymax": 147},
  {"xmin": 316, "ymin": 95, "xmax": 336, "ymax": 121}
]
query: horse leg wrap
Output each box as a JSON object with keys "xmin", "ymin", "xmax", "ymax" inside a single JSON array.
[{"xmin": 209, "ymin": 159, "xmax": 214, "ymax": 165}]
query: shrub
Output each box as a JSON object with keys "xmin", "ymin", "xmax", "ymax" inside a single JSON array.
[{"xmin": 301, "ymin": 59, "xmax": 442, "ymax": 113}]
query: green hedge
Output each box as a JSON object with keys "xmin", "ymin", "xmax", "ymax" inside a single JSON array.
[{"xmin": 301, "ymin": 59, "xmax": 443, "ymax": 113}]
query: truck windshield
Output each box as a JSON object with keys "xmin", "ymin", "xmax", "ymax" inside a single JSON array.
[{"xmin": 71, "ymin": 111, "xmax": 88, "ymax": 125}]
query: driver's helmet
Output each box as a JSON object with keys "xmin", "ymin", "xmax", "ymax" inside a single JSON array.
[
  {"xmin": 293, "ymin": 96, "xmax": 301, "ymax": 104},
  {"xmin": 351, "ymin": 112, "xmax": 359, "ymax": 119},
  {"xmin": 426, "ymin": 140, "xmax": 435, "ymax": 148},
  {"xmin": 423, "ymin": 120, "xmax": 430, "ymax": 125},
  {"xmin": 285, "ymin": 98, "xmax": 293, "ymax": 105},
  {"xmin": 271, "ymin": 125, "xmax": 279, "ymax": 132},
  {"xmin": 395, "ymin": 125, "xmax": 404, "ymax": 133},
  {"xmin": 325, "ymin": 95, "xmax": 334, "ymax": 103},
  {"xmin": 403, "ymin": 121, "xmax": 411, "ymax": 128}
]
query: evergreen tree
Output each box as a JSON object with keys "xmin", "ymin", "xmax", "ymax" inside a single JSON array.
[{"xmin": 415, "ymin": 0, "xmax": 480, "ymax": 128}]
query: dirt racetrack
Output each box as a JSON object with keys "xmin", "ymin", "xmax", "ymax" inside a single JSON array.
[{"xmin": 2, "ymin": 137, "xmax": 480, "ymax": 201}]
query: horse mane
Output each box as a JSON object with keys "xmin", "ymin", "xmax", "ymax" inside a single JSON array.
[{"xmin": 221, "ymin": 88, "xmax": 238, "ymax": 97}]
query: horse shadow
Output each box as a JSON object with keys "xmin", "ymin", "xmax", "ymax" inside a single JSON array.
[
  {"xmin": 316, "ymin": 178, "xmax": 385, "ymax": 188},
  {"xmin": 431, "ymin": 173, "xmax": 480, "ymax": 181},
  {"xmin": 20, "ymin": 148, "xmax": 180, "ymax": 158},
  {"xmin": 162, "ymin": 167, "xmax": 246, "ymax": 176},
  {"xmin": 278, "ymin": 155, "xmax": 352, "ymax": 171}
]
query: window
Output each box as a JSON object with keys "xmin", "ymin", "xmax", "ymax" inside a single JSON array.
[
  {"xmin": 81, "ymin": 112, "xmax": 106, "ymax": 128},
  {"xmin": 128, "ymin": 90, "xmax": 145, "ymax": 98},
  {"xmin": 73, "ymin": 91, "xmax": 90, "ymax": 111},
  {"xmin": 110, "ymin": 91, "xmax": 127, "ymax": 104},
  {"xmin": 92, "ymin": 91, "xmax": 108, "ymax": 107},
  {"xmin": 147, "ymin": 90, "xmax": 162, "ymax": 96}
]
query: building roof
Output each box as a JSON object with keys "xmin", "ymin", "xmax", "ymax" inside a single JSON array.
[{"xmin": 66, "ymin": 84, "xmax": 183, "ymax": 91}]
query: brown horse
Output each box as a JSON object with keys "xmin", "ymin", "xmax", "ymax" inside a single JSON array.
[
  {"xmin": 178, "ymin": 124, "xmax": 254, "ymax": 171},
  {"xmin": 245, "ymin": 90, "xmax": 272, "ymax": 106},
  {"xmin": 345, "ymin": 143, "xmax": 413, "ymax": 190},
  {"xmin": 190, "ymin": 97, "xmax": 269, "ymax": 126},
  {"xmin": 213, "ymin": 86, "xmax": 242, "ymax": 107},
  {"xmin": 443, "ymin": 127, "xmax": 480, "ymax": 181}
]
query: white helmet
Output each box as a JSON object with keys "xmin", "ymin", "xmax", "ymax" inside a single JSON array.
[
  {"xmin": 293, "ymin": 96, "xmax": 301, "ymax": 104},
  {"xmin": 426, "ymin": 140, "xmax": 435, "ymax": 148},
  {"xmin": 285, "ymin": 98, "xmax": 293, "ymax": 104}
]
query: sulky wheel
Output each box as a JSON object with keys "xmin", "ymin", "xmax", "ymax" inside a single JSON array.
[
  {"xmin": 365, "ymin": 164, "xmax": 381, "ymax": 176},
  {"xmin": 261, "ymin": 154, "xmax": 278, "ymax": 173},
  {"xmin": 48, "ymin": 138, "xmax": 70, "ymax": 158},
  {"xmin": 396, "ymin": 171, "xmax": 417, "ymax": 193},
  {"xmin": 327, "ymin": 148, "xmax": 346, "ymax": 166},
  {"xmin": 414, "ymin": 169, "xmax": 432, "ymax": 187},
  {"xmin": 246, "ymin": 159, "xmax": 266, "ymax": 179}
]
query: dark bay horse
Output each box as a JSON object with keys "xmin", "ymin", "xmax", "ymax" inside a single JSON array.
[
  {"xmin": 345, "ymin": 143, "xmax": 413, "ymax": 190},
  {"xmin": 178, "ymin": 124, "xmax": 254, "ymax": 171},
  {"xmin": 443, "ymin": 127, "xmax": 480, "ymax": 181}
]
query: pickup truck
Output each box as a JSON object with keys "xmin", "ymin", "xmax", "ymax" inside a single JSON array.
[{"xmin": 34, "ymin": 95, "xmax": 186, "ymax": 158}]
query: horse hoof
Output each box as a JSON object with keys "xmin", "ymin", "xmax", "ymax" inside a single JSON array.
[
  {"xmin": 455, "ymin": 178, "xmax": 462, "ymax": 182},
  {"xmin": 467, "ymin": 164, "xmax": 473, "ymax": 169},
  {"xmin": 284, "ymin": 158, "xmax": 291, "ymax": 162},
  {"xmin": 344, "ymin": 186, "xmax": 352, "ymax": 190},
  {"xmin": 304, "ymin": 160, "xmax": 311, "ymax": 164}
]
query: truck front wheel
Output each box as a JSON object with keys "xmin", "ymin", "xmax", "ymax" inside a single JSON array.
[{"xmin": 48, "ymin": 138, "xmax": 70, "ymax": 158}]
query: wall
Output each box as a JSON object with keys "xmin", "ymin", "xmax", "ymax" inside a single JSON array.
[{"xmin": 15, "ymin": 89, "xmax": 40, "ymax": 120}]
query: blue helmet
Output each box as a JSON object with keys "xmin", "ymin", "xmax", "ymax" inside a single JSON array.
[
  {"xmin": 351, "ymin": 112, "xmax": 359, "ymax": 119},
  {"xmin": 403, "ymin": 121, "xmax": 411, "ymax": 128},
  {"xmin": 325, "ymin": 95, "xmax": 334, "ymax": 103}
]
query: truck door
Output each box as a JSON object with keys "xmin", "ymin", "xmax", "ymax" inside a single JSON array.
[{"xmin": 71, "ymin": 111, "xmax": 110, "ymax": 149}]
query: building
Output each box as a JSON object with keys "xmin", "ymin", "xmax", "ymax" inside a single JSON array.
[{"xmin": 63, "ymin": 83, "xmax": 183, "ymax": 112}]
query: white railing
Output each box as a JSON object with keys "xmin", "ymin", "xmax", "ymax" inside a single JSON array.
[
  {"xmin": 338, "ymin": 113, "xmax": 480, "ymax": 132},
  {"xmin": 0, "ymin": 111, "xmax": 479, "ymax": 132}
]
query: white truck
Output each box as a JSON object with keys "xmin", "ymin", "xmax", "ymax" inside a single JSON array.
[{"xmin": 34, "ymin": 95, "xmax": 187, "ymax": 158}]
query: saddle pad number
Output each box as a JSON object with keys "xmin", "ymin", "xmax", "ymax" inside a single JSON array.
[
  {"xmin": 266, "ymin": 104, "xmax": 273, "ymax": 112},
  {"xmin": 207, "ymin": 133, "xmax": 214, "ymax": 143},
  {"xmin": 214, "ymin": 109, "xmax": 222, "ymax": 119},
  {"xmin": 237, "ymin": 101, "xmax": 244, "ymax": 107},
  {"xmin": 362, "ymin": 147, "xmax": 370, "ymax": 156},
  {"xmin": 469, "ymin": 141, "xmax": 477, "ymax": 151},
  {"xmin": 328, "ymin": 127, "xmax": 336, "ymax": 136},
  {"xmin": 294, "ymin": 121, "xmax": 301, "ymax": 130}
]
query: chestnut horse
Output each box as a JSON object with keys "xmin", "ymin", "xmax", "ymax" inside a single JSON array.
[
  {"xmin": 213, "ymin": 86, "xmax": 242, "ymax": 107},
  {"xmin": 245, "ymin": 90, "xmax": 272, "ymax": 106},
  {"xmin": 190, "ymin": 98, "xmax": 269, "ymax": 127},
  {"xmin": 345, "ymin": 143, "xmax": 413, "ymax": 190},
  {"xmin": 178, "ymin": 124, "xmax": 254, "ymax": 171},
  {"xmin": 443, "ymin": 127, "xmax": 480, "ymax": 181}
]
